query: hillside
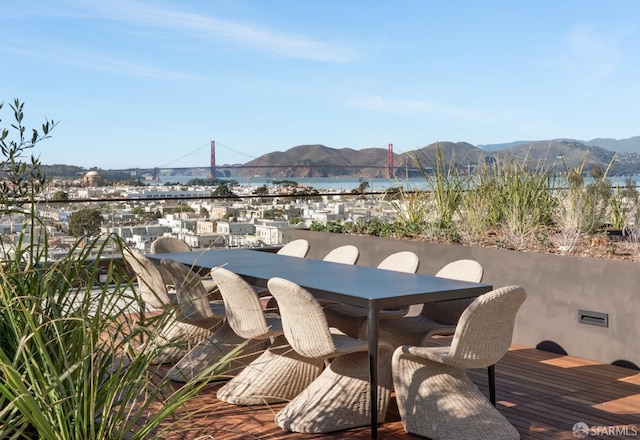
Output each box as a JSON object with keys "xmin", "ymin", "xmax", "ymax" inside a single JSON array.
[
  {"xmin": 43, "ymin": 136, "xmax": 640, "ymax": 180},
  {"xmin": 233, "ymin": 144, "xmax": 404, "ymax": 178},
  {"xmin": 224, "ymin": 139, "xmax": 623, "ymax": 178}
]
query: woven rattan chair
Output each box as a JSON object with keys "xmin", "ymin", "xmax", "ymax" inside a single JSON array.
[
  {"xmin": 322, "ymin": 244, "xmax": 360, "ymax": 264},
  {"xmin": 166, "ymin": 264, "xmax": 271, "ymax": 383},
  {"xmin": 276, "ymin": 239, "xmax": 310, "ymax": 257},
  {"xmin": 150, "ymin": 236, "xmax": 192, "ymax": 254},
  {"xmin": 149, "ymin": 236, "xmax": 219, "ymax": 295},
  {"xmin": 379, "ymin": 259, "xmax": 485, "ymax": 344},
  {"xmin": 323, "ymin": 251, "xmax": 420, "ymax": 338},
  {"xmin": 391, "ymin": 285, "xmax": 526, "ymax": 440},
  {"xmin": 148, "ymin": 236, "xmax": 192, "ymax": 287},
  {"xmin": 160, "ymin": 258, "xmax": 226, "ymax": 329},
  {"xmin": 268, "ymin": 277, "xmax": 394, "ymax": 434},
  {"xmin": 377, "ymin": 259, "xmax": 504, "ymax": 403},
  {"xmin": 205, "ymin": 267, "xmax": 324, "ymax": 404},
  {"xmin": 122, "ymin": 249, "xmax": 222, "ymax": 364}
]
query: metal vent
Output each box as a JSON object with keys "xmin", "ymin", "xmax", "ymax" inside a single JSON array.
[{"xmin": 578, "ymin": 310, "xmax": 608, "ymax": 328}]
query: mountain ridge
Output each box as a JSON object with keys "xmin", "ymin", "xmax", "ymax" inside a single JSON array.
[{"xmin": 225, "ymin": 137, "xmax": 639, "ymax": 178}]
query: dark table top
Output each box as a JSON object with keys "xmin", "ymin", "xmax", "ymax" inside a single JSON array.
[{"xmin": 148, "ymin": 248, "xmax": 493, "ymax": 310}]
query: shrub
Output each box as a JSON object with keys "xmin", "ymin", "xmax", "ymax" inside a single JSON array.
[{"xmin": 0, "ymin": 100, "xmax": 222, "ymax": 439}]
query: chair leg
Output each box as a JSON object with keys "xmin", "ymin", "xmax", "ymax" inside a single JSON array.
[{"xmin": 488, "ymin": 364, "xmax": 496, "ymax": 406}]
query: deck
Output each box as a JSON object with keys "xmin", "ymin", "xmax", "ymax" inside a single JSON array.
[{"xmin": 156, "ymin": 339, "xmax": 640, "ymax": 439}]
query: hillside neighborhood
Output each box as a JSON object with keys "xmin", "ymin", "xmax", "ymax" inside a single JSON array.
[{"xmin": 12, "ymin": 175, "xmax": 383, "ymax": 261}]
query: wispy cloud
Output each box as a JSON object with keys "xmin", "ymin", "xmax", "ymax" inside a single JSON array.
[
  {"xmin": 550, "ymin": 24, "xmax": 630, "ymax": 83},
  {"xmin": 67, "ymin": 0, "xmax": 359, "ymax": 63},
  {"xmin": 0, "ymin": 40, "xmax": 203, "ymax": 81}
]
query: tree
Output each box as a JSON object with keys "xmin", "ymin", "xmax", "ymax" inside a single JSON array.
[
  {"xmin": 0, "ymin": 99, "xmax": 54, "ymax": 208},
  {"xmin": 212, "ymin": 183, "xmax": 238, "ymax": 198},
  {"xmin": 52, "ymin": 190, "xmax": 68, "ymax": 201},
  {"xmin": 252, "ymin": 184, "xmax": 269, "ymax": 203},
  {"xmin": 68, "ymin": 208, "xmax": 103, "ymax": 237}
]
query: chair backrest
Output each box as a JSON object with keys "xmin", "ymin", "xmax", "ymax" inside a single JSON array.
[
  {"xmin": 377, "ymin": 251, "xmax": 420, "ymax": 273},
  {"xmin": 150, "ymin": 236, "xmax": 192, "ymax": 254},
  {"xmin": 122, "ymin": 247, "xmax": 170, "ymax": 308},
  {"xmin": 421, "ymin": 259, "xmax": 484, "ymax": 324},
  {"xmin": 446, "ymin": 286, "xmax": 526, "ymax": 369},
  {"xmin": 277, "ymin": 239, "xmax": 310, "ymax": 258},
  {"xmin": 322, "ymin": 245, "xmax": 359, "ymax": 265},
  {"xmin": 435, "ymin": 259, "xmax": 483, "ymax": 283},
  {"xmin": 210, "ymin": 267, "xmax": 270, "ymax": 340},
  {"xmin": 148, "ymin": 237, "xmax": 192, "ymax": 286},
  {"xmin": 160, "ymin": 259, "xmax": 215, "ymax": 321},
  {"xmin": 267, "ymin": 277, "xmax": 336, "ymax": 358}
]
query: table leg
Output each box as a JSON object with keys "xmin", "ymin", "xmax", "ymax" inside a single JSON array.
[{"xmin": 367, "ymin": 303, "xmax": 379, "ymax": 438}]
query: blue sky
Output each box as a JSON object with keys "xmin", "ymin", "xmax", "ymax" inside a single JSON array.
[{"xmin": 2, "ymin": 1, "xmax": 639, "ymax": 169}]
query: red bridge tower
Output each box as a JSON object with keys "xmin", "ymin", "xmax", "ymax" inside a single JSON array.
[{"xmin": 210, "ymin": 140, "xmax": 216, "ymax": 180}]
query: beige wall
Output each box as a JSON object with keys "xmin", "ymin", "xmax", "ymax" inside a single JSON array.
[{"xmin": 292, "ymin": 230, "xmax": 640, "ymax": 369}]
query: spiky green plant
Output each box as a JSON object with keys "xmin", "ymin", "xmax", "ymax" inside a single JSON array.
[
  {"xmin": 455, "ymin": 185, "xmax": 493, "ymax": 247},
  {"xmin": 412, "ymin": 143, "xmax": 468, "ymax": 227},
  {"xmin": 388, "ymin": 183, "xmax": 432, "ymax": 229},
  {"xmin": 489, "ymin": 154, "xmax": 555, "ymax": 250},
  {"xmin": 610, "ymin": 178, "xmax": 639, "ymax": 231},
  {"xmin": 0, "ymin": 100, "xmax": 234, "ymax": 439}
]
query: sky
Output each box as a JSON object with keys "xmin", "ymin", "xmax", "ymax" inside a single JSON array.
[{"xmin": 2, "ymin": 1, "xmax": 640, "ymax": 170}]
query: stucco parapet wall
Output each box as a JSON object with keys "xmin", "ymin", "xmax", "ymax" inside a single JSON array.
[{"xmin": 292, "ymin": 230, "xmax": 640, "ymax": 369}]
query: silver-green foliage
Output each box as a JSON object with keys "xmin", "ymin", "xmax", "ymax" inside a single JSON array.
[
  {"xmin": 412, "ymin": 144, "xmax": 467, "ymax": 226},
  {"xmin": 0, "ymin": 100, "xmax": 218, "ymax": 439}
]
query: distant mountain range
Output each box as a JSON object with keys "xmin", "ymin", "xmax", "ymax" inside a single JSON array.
[
  {"xmin": 43, "ymin": 136, "xmax": 640, "ymax": 180},
  {"xmin": 219, "ymin": 136, "xmax": 640, "ymax": 178},
  {"xmin": 480, "ymin": 136, "xmax": 640, "ymax": 153}
]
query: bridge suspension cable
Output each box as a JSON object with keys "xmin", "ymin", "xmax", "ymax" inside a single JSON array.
[
  {"xmin": 157, "ymin": 142, "xmax": 210, "ymax": 169},
  {"xmin": 214, "ymin": 141, "xmax": 258, "ymax": 162}
]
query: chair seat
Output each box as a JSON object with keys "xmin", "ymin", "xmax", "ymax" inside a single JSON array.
[
  {"xmin": 329, "ymin": 329, "xmax": 368, "ymax": 355},
  {"xmin": 378, "ymin": 315, "xmax": 455, "ymax": 348}
]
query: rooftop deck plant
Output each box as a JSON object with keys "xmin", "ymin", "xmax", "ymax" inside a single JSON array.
[
  {"xmin": 0, "ymin": 100, "xmax": 230, "ymax": 439},
  {"xmin": 312, "ymin": 144, "xmax": 640, "ymax": 261}
]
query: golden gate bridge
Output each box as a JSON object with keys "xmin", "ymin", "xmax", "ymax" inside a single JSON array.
[{"xmin": 122, "ymin": 141, "xmax": 417, "ymax": 179}]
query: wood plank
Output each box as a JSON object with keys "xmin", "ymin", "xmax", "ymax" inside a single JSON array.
[{"xmin": 148, "ymin": 343, "xmax": 640, "ymax": 439}]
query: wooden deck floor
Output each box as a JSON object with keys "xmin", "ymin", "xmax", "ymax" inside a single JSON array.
[{"xmin": 154, "ymin": 340, "xmax": 640, "ymax": 439}]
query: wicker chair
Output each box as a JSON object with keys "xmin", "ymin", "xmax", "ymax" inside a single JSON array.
[
  {"xmin": 391, "ymin": 285, "xmax": 526, "ymax": 440},
  {"xmin": 379, "ymin": 259, "xmax": 485, "ymax": 344},
  {"xmin": 377, "ymin": 259, "xmax": 504, "ymax": 403},
  {"xmin": 148, "ymin": 237, "xmax": 191, "ymax": 287},
  {"xmin": 149, "ymin": 236, "xmax": 219, "ymax": 295},
  {"xmin": 206, "ymin": 267, "xmax": 324, "ymax": 404},
  {"xmin": 150, "ymin": 236, "xmax": 192, "ymax": 254},
  {"xmin": 122, "ymin": 249, "xmax": 222, "ymax": 364},
  {"xmin": 268, "ymin": 277, "xmax": 394, "ymax": 434},
  {"xmin": 167, "ymin": 265, "xmax": 273, "ymax": 383},
  {"xmin": 276, "ymin": 239, "xmax": 310, "ymax": 257},
  {"xmin": 160, "ymin": 258, "xmax": 226, "ymax": 329},
  {"xmin": 322, "ymin": 244, "xmax": 360, "ymax": 265},
  {"xmin": 323, "ymin": 251, "xmax": 420, "ymax": 338},
  {"xmin": 421, "ymin": 259, "xmax": 485, "ymax": 323}
]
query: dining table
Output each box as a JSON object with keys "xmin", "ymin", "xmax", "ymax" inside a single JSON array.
[{"xmin": 147, "ymin": 248, "xmax": 493, "ymax": 438}]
